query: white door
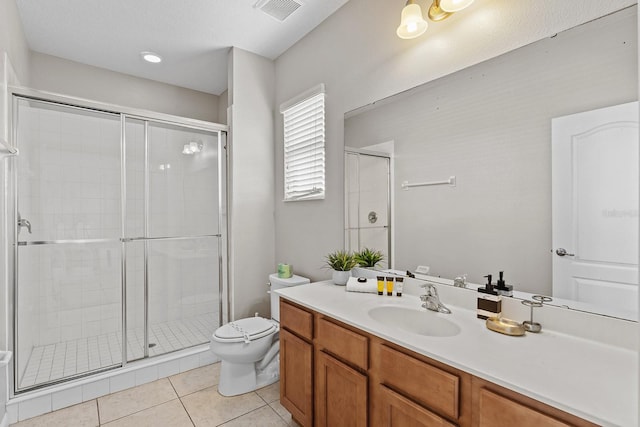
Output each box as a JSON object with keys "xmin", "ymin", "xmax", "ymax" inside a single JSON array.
[{"xmin": 552, "ymin": 102, "xmax": 638, "ymax": 317}]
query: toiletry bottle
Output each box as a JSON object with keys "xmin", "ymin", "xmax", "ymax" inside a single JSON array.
[
  {"xmin": 395, "ymin": 277, "xmax": 404, "ymax": 296},
  {"xmin": 385, "ymin": 277, "xmax": 394, "ymax": 296},
  {"xmin": 377, "ymin": 276, "xmax": 385, "ymax": 295},
  {"xmin": 477, "ymin": 274, "xmax": 502, "ymax": 320},
  {"xmin": 495, "ymin": 271, "xmax": 513, "ymax": 297}
]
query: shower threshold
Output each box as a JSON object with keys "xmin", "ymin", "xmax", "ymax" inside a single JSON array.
[{"xmin": 18, "ymin": 313, "xmax": 216, "ymax": 390}]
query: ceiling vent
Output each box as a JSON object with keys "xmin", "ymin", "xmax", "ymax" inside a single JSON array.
[{"xmin": 254, "ymin": 0, "xmax": 302, "ymax": 22}]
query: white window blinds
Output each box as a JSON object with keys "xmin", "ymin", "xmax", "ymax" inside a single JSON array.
[{"xmin": 281, "ymin": 86, "xmax": 325, "ymax": 201}]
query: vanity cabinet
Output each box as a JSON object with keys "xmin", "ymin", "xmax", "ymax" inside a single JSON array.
[
  {"xmin": 279, "ymin": 302, "xmax": 314, "ymax": 427},
  {"xmin": 379, "ymin": 385, "xmax": 456, "ymax": 427},
  {"xmin": 371, "ymin": 339, "xmax": 471, "ymax": 426},
  {"xmin": 471, "ymin": 377, "xmax": 597, "ymax": 427},
  {"xmin": 316, "ymin": 350, "xmax": 367, "ymax": 426},
  {"xmin": 279, "ymin": 299, "xmax": 597, "ymax": 427}
]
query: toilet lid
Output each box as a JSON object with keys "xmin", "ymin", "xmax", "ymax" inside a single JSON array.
[{"xmin": 212, "ymin": 317, "xmax": 277, "ymax": 343}]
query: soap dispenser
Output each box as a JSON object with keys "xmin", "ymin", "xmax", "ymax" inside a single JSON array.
[
  {"xmin": 495, "ymin": 271, "xmax": 513, "ymax": 297},
  {"xmin": 477, "ymin": 274, "xmax": 502, "ymax": 320}
]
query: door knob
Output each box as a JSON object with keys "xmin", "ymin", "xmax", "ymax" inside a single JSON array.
[{"xmin": 555, "ymin": 248, "xmax": 574, "ymax": 257}]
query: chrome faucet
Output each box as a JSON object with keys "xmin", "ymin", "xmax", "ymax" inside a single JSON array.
[
  {"xmin": 453, "ymin": 274, "xmax": 467, "ymax": 288},
  {"xmin": 420, "ymin": 284, "xmax": 452, "ymax": 314}
]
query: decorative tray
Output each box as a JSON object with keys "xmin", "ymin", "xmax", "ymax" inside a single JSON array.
[{"xmin": 486, "ymin": 317, "xmax": 526, "ymax": 336}]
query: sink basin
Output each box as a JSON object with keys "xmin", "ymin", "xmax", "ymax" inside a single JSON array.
[{"xmin": 367, "ymin": 305, "xmax": 461, "ymax": 337}]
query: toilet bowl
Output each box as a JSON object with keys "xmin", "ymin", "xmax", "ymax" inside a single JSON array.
[{"xmin": 210, "ymin": 273, "xmax": 310, "ymax": 396}]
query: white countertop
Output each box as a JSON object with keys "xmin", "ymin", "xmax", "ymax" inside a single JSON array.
[{"xmin": 275, "ymin": 281, "xmax": 638, "ymax": 427}]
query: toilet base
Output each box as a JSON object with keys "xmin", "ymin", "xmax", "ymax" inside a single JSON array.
[{"xmin": 217, "ymin": 354, "xmax": 280, "ymax": 396}]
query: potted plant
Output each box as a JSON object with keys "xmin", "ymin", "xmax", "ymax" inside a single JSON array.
[
  {"xmin": 325, "ymin": 250, "xmax": 357, "ymax": 285},
  {"xmin": 351, "ymin": 247, "xmax": 385, "ymax": 278},
  {"xmin": 354, "ymin": 247, "xmax": 384, "ymax": 268}
]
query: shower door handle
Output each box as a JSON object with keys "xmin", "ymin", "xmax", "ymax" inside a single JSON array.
[{"xmin": 18, "ymin": 217, "xmax": 32, "ymax": 234}]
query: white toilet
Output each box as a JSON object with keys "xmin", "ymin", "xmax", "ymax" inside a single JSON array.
[{"xmin": 210, "ymin": 273, "xmax": 310, "ymax": 396}]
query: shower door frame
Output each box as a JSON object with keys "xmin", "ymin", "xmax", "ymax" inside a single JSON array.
[{"xmin": 7, "ymin": 86, "xmax": 229, "ymax": 395}]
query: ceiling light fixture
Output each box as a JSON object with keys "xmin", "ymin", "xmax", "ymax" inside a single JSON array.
[
  {"xmin": 396, "ymin": 0, "xmax": 428, "ymax": 39},
  {"xmin": 141, "ymin": 51, "xmax": 162, "ymax": 64},
  {"xmin": 397, "ymin": 0, "xmax": 474, "ymax": 39}
]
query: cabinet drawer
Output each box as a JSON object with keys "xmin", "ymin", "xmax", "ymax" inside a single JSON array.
[
  {"xmin": 379, "ymin": 345, "xmax": 459, "ymax": 420},
  {"xmin": 380, "ymin": 385, "xmax": 456, "ymax": 427},
  {"xmin": 316, "ymin": 317, "xmax": 368, "ymax": 370},
  {"xmin": 280, "ymin": 300, "xmax": 313, "ymax": 341},
  {"xmin": 478, "ymin": 388, "xmax": 570, "ymax": 427}
]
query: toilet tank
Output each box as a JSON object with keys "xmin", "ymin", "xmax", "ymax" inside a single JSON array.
[{"xmin": 269, "ymin": 273, "xmax": 310, "ymax": 322}]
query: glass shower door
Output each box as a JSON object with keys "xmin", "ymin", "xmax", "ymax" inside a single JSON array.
[
  {"xmin": 146, "ymin": 122, "xmax": 221, "ymax": 357},
  {"xmin": 13, "ymin": 98, "xmax": 123, "ymax": 391},
  {"xmin": 124, "ymin": 120, "xmax": 222, "ymax": 360}
]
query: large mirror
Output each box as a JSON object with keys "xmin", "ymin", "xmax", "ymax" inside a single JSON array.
[{"xmin": 344, "ymin": 6, "xmax": 638, "ymax": 321}]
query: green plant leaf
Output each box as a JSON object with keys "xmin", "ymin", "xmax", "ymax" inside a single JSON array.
[
  {"xmin": 354, "ymin": 247, "xmax": 384, "ymax": 267},
  {"xmin": 324, "ymin": 250, "xmax": 357, "ymax": 271}
]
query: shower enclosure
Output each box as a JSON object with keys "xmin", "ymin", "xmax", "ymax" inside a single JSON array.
[
  {"xmin": 7, "ymin": 89, "xmax": 227, "ymax": 393},
  {"xmin": 344, "ymin": 151, "xmax": 391, "ymax": 268}
]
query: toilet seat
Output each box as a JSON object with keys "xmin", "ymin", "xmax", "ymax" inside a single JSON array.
[{"xmin": 212, "ymin": 317, "xmax": 277, "ymax": 343}]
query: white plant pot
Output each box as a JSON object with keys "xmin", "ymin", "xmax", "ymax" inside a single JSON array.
[{"xmin": 332, "ymin": 270, "xmax": 351, "ymax": 286}]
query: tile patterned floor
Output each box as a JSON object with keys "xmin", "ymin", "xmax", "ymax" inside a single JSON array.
[
  {"xmin": 11, "ymin": 363, "xmax": 299, "ymax": 427},
  {"xmin": 19, "ymin": 314, "xmax": 216, "ymax": 389}
]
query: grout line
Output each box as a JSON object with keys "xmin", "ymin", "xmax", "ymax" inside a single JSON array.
[
  {"xmin": 95, "ymin": 399, "xmax": 101, "ymax": 426},
  {"xmin": 97, "ymin": 397, "xmax": 179, "ymax": 425},
  {"xmin": 213, "ymin": 400, "xmax": 269, "ymax": 427},
  {"xmin": 167, "ymin": 373, "xmax": 179, "ymax": 397},
  {"xmin": 176, "ymin": 395, "xmax": 196, "ymax": 427}
]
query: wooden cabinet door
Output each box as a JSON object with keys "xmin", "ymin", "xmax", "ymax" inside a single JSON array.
[
  {"xmin": 477, "ymin": 388, "xmax": 570, "ymax": 427},
  {"xmin": 280, "ymin": 329, "xmax": 313, "ymax": 427},
  {"xmin": 316, "ymin": 350, "xmax": 367, "ymax": 427},
  {"xmin": 379, "ymin": 385, "xmax": 456, "ymax": 427}
]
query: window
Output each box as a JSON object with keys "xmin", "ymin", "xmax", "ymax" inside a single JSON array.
[{"xmin": 281, "ymin": 84, "xmax": 325, "ymax": 201}]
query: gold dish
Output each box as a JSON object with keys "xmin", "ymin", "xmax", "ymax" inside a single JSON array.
[{"xmin": 486, "ymin": 317, "xmax": 526, "ymax": 336}]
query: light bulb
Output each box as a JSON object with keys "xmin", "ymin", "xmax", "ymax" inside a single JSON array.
[{"xmin": 396, "ymin": 3, "xmax": 428, "ymax": 39}]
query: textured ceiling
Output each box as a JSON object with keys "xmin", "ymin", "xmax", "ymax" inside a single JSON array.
[{"xmin": 15, "ymin": 0, "xmax": 349, "ymax": 95}]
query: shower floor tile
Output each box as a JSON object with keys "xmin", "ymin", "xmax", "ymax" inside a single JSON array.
[{"xmin": 19, "ymin": 313, "xmax": 217, "ymax": 390}]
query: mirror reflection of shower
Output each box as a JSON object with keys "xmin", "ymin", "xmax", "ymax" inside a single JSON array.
[
  {"xmin": 182, "ymin": 140, "xmax": 203, "ymax": 155},
  {"xmin": 344, "ymin": 148, "xmax": 392, "ymax": 269}
]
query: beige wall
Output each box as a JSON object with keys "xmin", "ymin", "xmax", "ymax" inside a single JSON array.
[
  {"xmin": 30, "ymin": 52, "xmax": 220, "ymax": 122},
  {"xmin": 0, "ymin": 0, "xmax": 30, "ymax": 84},
  {"xmin": 273, "ymin": 0, "xmax": 636, "ymax": 282},
  {"xmin": 228, "ymin": 48, "xmax": 275, "ymax": 319}
]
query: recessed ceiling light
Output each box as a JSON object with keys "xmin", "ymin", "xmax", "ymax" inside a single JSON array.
[{"xmin": 141, "ymin": 51, "xmax": 162, "ymax": 64}]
